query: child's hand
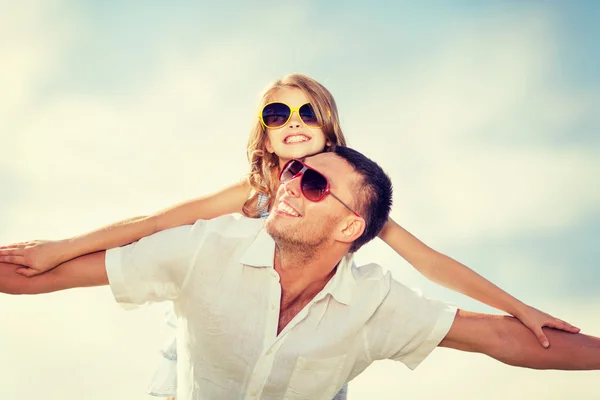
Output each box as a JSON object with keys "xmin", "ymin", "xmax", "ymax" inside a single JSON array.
[
  {"xmin": 0, "ymin": 240, "xmax": 65, "ymax": 277},
  {"xmin": 515, "ymin": 305, "xmax": 580, "ymax": 348}
]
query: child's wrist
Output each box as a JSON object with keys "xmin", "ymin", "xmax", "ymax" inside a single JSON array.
[
  {"xmin": 508, "ymin": 300, "xmax": 529, "ymax": 319},
  {"xmin": 55, "ymin": 238, "xmax": 81, "ymax": 263}
]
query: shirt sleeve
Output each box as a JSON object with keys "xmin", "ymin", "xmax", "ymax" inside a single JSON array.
[
  {"xmin": 368, "ymin": 274, "xmax": 457, "ymax": 369},
  {"xmin": 105, "ymin": 220, "xmax": 207, "ymax": 308}
]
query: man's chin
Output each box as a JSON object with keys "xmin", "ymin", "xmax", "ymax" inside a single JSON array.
[{"xmin": 265, "ymin": 214, "xmax": 299, "ymax": 238}]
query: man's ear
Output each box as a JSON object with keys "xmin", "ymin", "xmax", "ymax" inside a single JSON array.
[{"xmin": 335, "ymin": 217, "xmax": 365, "ymax": 245}]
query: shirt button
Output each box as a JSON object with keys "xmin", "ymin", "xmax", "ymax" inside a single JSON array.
[
  {"xmin": 250, "ymin": 390, "xmax": 257, "ymax": 397},
  {"xmin": 266, "ymin": 349, "xmax": 272, "ymax": 355}
]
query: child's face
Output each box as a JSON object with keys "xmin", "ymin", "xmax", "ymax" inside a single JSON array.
[{"xmin": 264, "ymin": 87, "xmax": 330, "ymax": 167}]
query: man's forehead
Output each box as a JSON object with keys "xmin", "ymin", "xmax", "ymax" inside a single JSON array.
[{"xmin": 304, "ymin": 153, "xmax": 357, "ymax": 187}]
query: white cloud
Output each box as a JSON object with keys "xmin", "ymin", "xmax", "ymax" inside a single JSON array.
[
  {"xmin": 345, "ymin": 13, "xmax": 600, "ymax": 242},
  {"xmin": 0, "ymin": 1, "xmax": 77, "ymax": 133},
  {"xmin": 3, "ymin": 43, "xmax": 262, "ymax": 239}
]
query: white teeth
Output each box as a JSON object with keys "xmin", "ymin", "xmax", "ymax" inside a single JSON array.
[
  {"xmin": 277, "ymin": 201, "xmax": 299, "ymax": 216},
  {"xmin": 285, "ymin": 135, "xmax": 309, "ymax": 144}
]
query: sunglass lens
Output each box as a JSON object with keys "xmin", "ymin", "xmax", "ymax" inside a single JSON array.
[
  {"xmin": 281, "ymin": 160, "xmax": 304, "ymax": 182},
  {"xmin": 301, "ymin": 168, "xmax": 327, "ymax": 201},
  {"xmin": 299, "ymin": 103, "xmax": 320, "ymax": 127},
  {"xmin": 262, "ymin": 103, "xmax": 290, "ymax": 128}
]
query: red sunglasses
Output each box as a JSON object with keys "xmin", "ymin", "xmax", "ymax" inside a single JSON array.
[{"xmin": 279, "ymin": 159, "xmax": 361, "ymax": 217}]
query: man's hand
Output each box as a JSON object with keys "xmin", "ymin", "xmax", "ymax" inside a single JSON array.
[
  {"xmin": 0, "ymin": 262, "xmax": 40, "ymax": 294},
  {"xmin": 0, "ymin": 252, "xmax": 108, "ymax": 295}
]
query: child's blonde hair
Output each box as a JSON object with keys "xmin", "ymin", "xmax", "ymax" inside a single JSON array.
[{"xmin": 243, "ymin": 74, "xmax": 347, "ymax": 217}]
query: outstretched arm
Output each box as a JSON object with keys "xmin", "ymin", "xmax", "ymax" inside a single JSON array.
[
  {"xmin": 2, "ymin": 222, "xmax": 208, "ymax": 302},
  {"xmin": 440, "ymin": 310, "xmax": 600, "ymax": 370},
  {"xmin": 378, "ymin": 218, "xmax": 578, "ymax": 347},
  {"xmin": 0, "ymin": 252, "xmax": 107, "ymax": 295},
  {"xmin": 0, "ymin": 181, "xmax": 251, "ymax": 276}
]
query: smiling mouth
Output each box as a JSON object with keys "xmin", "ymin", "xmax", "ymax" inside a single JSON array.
[
  {"xmin": 284, "ymin": 135, "xmax": 311, "ymax": 144},
  {"xmin": 275, "ymin": 201, "xmax": 301, "ymax": 217}
]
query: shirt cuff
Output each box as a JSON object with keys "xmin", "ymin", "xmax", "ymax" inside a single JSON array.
[
  {"xmin": 402, "ymin": 304, "xmax": 458, "ymax": 370},
  {"xmin": 105, "ymin": 247, "xmax": 137, "ymax": 310}
]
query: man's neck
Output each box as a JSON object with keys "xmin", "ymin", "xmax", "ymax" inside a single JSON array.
[
  {"xmin": 273, "ymin": 243, "xmax": 344, "ymax": 305},
  {"xmin": 272, "ymin": 243, "xmax": 346, "ymax": 335}
]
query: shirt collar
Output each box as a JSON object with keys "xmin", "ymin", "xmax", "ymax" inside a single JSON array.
[
  {"xmin": 239, "ymin": 228, "xmax": 354, "ymax": 306},
  {"xmin": 239, "ymin": 228, "xmax": 276, "ymax": 268},
  {"xmin": 322, "ymin": 253, "xmax": 354, "ymax": 306}
]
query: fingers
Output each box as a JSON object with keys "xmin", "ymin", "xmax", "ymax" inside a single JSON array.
[
  {"xmin": 0, "ymin": 248, "xmax": 29, "ymax": 266},
  {"xmin": 15, "ymin": 267, "xmax": 41, "ymax": 277},
  {"xmin": 0, "ymin": 254, "xmax": 25, "ymax": 265},
  {"xmin": 535, "ymin": 328, "xmax": 550, "ymax": 348},
  {"xmin": 547, "ymin": 319, "xmax": 581, "ymax": 333},
  {"xmin": 0, "ymin": 247, "xmax": 25, "ymax": 256},
  {"xmin": 0, "ymin": 243, "xmax": 27, "ymax": 250}
]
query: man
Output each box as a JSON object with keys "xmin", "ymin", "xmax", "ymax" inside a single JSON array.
[{"xmin": 1, "ymin": 147, "xmax": 599, "ymax": 400}]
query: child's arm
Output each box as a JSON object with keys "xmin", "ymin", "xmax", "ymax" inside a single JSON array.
[
  {"xmin": 0, "ymin": 181, "xmax": 252, "ymax": 277},
  {"xmin": 379, "ymin": 217, "xmax": 580, "ymax": 347}
]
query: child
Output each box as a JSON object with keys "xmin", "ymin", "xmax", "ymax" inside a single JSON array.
[{"xmin": 0, "ymin": 74, "xmax": 579, "ymax": 399}]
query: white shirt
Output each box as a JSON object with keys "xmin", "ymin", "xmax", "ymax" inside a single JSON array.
[{"xmin": 106, "ymin": 215, "xmax": 456, "ymax": 400}]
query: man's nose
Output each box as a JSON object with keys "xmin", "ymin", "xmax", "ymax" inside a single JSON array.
[{"xmin": 283, "ymin": 175, "xmax": 302, "ymax": 198}]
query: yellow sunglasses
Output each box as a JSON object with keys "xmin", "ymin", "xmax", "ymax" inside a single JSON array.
[{"xmin": 259, "ymin": 102, "xmax": 330, "ymax": 129}]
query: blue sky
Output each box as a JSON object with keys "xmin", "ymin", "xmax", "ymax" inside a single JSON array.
[{"xmin": 1, "ymin": 1, "xmax": 599, "ymax": 399}]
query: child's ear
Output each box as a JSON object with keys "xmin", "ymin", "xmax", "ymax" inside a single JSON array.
[{"xmin": 265, "ymin": 138, "xmax": 274, "ymax": 154}]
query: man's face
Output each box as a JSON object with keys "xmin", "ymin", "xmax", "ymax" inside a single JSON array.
[{"xmin": 265, "ymin": 152, "xmax": 360, "ymax": 250}]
